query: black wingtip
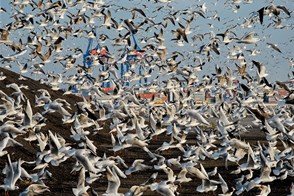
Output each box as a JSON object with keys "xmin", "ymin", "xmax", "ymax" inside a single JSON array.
[{"xmin": 257, "ymin": 7, "xmax": 264, "ymax": 24}]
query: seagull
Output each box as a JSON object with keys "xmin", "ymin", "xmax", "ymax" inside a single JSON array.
[
  {"xmin": 22, "ymin": 98, "xmax": 33, "ymax": 129},
  {"xmin": 0, "ymin": 154, "xmax": 22, "ymax": 193},
  {"xmin": 0, "ymin": 49, "xmax": 27, "ymax": 63},
  {"xmin": 37, "ymin": 47, "xmax": 52, "ymax": 63},
  {"xmin": 237, "ymin": 32, "xmax": 260, "ymax": 44},
  {"xmin": 186, "ymin": 109, "xmax": 210, "ymax": 126},
  {"xmin": 104, "ymin": 166, "xmax": 125, "ymax": 196},
  {"xmin": 53, "ymin": 36, "xmax": 65, "ymax": 52},
  {"xmin": 43, "ymin": 99, "xmax": 72, "ymax": 118},
  {"xmin": 73, "ymin": 149, "xmax": 98, "ymax": 174},
  {"xmin": 16, "ymin": 61, "xmax": 28, "ymax": 76},
  {"xmin": 257, "ymin": 4, "xmax": 291, "ymax": 24},
  {"xmin": 266, "ymin": 42, "xmax": 282, "ymax": 53},
  {"xmin": 0, "ymin": 137, "xmax": 23, "ymax": 157},
  {"xmin": 0, "ymin": 27, "xmax": 12, "ymax": 44},
  {"xmin": 288, "ymin": 183, "xmax": 294, "ymax": 196},
  {"xmin": 149, "ymin": 181, "xmax": 177, "ymax": 196},
  {"xmin": 186, "ymin": 163, "xmax": 209, "ymax": 180},
  {"xmin": 111, "ymin": 18, "xmax": 125, "ymax": 31},
  {"xmin": 36, "ymin": 132, "xmax": 49, "ymax": 152},
  {"xmin": 124, "ymin": 19, "xmax": 141, "ymax": 34},
  {"xmin": 0, "ymin": 97, "xmax": 18, "ymax": 122},
  {"xmin": 125, "ymin": 159, "xmax": 152, "ymax": 175},
  {"xmin": 176, "ymin": 168, "xmax": 192, "ymax": 184},
  {"xmin": 19, "ymin": 183, "xmax": 50, "ymax": 196},
  {"xmin": 141, "ymin": 172, "xmax": 158, "ymax": 185},
  {"xmin": 125, "ymin": 185, "xmax": 149, "ymax": 196},
  {"xmin": 171, "ymin": 27, "xmax": 189, "ymax": 45},
  {"xmin": 101, "ymin": 9, "xmax": 112, "ymax": 29},
  {"xmin": 72, "ymin": 167, "xmax": 90, "ymax": 196},
  {"xmin": 9, "ymin": 38, "xmax": 24, "ymax": 52},
  {"xmin": 252, "ymin": 60, "xmax": 268, "ymax": 78},
  {"xmin": 0, "ymin": 6, "xmax": 7, "ymax": 13},
  {"xmin": 0, "ymin": 123, "xmax": 26, "ymax": 137},
  {"xmin": 131, "ymin": 7, "xmax": 147, "ymax": 19},
  {"xmin": 196, "ymin": 179, "xmax": 218, "ymax": 193},
  {"xmin": 218, "ymin": 173, "xmax": 229, "ymax": 195},
  {"xmin": 255, "ymin": 184, "xmax": 271, "ymax": 196},
  {"xmin": 216, "ymin": 29, "xmax": 237, "ymax": 44}
]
